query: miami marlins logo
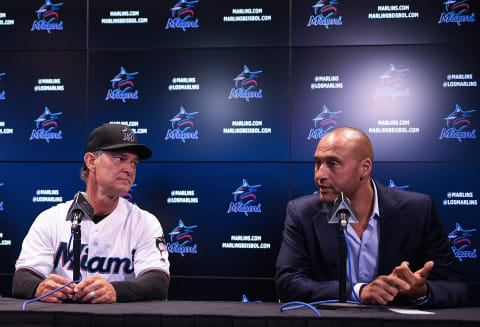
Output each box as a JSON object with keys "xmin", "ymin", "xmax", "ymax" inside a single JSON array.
[
  {"xmin": 0, "ymin": 182, "xmax": 4, "ymax": 211},
  {"xmin": 448, "ymin": 223, "xmax": 478, "ymax": 262},
  {"xmin": 105, "ymin": 67, "xmax": 139, "ymax": 103},
  {"xmin": 438, "ymin": 1, "xmax": 475, "ymax": 26},
  {"xmin": 167, "ymin": 219, "xmax": 198, "ymax": 256},
  {"xmin": 0, "ymin": 73, "xmax": 5, "ymax": 100},
  {"xmin": 29, "ymin": 107, "xmax": 63, "ymax": 143},
  {"xmin": 374, "ymin": 63, "xmax": 410, "ymax": 99},
  {"xmin": 307, "ymin": 105, "xmax": 342, "ymax": 140},
  {"xmin": 387, "ymin": 179, "xmax": 409, "ymax": 189},
  {"xmin": 31, "ymin": 0, "xmax": 64, "ymax": 33},
  {"xmin": 227, "ymin": 179, "xmax": 262, "ymax": 216},
  {"xmin": 228, "ymin": 65, "xmax": 264, "ymax": 102},
  {"xmin": 307, "ymin": 0, "xmax": 343, "ymax": 29},
  {"xmin": 439, "ymin": 104, "xmax": 477, "ymax": 142},
  {"xmin": 154, "ymin": 234, "xmax": 168, "ymax": 263},
  {"xmin": 164, "ymin": 106, "xmax": 199, "ymax": 143},
  {"xmin": 165, "ymin": 0, "xmax": 199, "ymax": 31},
  {"xmin": 121, "ymin": 127, "xmax": 136, "ymax": 142}
]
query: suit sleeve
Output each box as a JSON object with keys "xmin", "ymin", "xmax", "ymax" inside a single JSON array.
[
  {"xmin": 275, "ymin": 200, "xmax": 350, "ymax": 302},
  {"xmin": 420, "ymin": 198, "xmax": 467, "ymax": 307}
]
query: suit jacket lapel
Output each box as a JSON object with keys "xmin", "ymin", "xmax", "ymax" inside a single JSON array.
[
  {"xmin": 312, "ymin": 203, "xmax": 340, "ymax": 277},
  {"xmin": 376, "ymin": 181, "xmax": 406, "ymax": 275}
]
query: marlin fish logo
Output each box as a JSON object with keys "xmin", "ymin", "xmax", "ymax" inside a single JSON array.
[
  {"xmin": 232, "ymin": 179, "xmax": 261, "ymax": 204},
  {"xmin": 388, "ymin": 179, "xmax": 409, "ymax": 189},
  {"xmin": 155, "ymin": 235, "xmax": 167, "ymax": 261},
  {"xmin": 444, "ymin": 104, "xmax": 476, "ymax": 131},
  {"xmin": 35, "ymin": 107, "xmax": 62, "ymax": 130},
  {"xmin": 31, "ymin": 0, "xmax": 64, "ymax": 34},
  {"xmin": 375, "ymin": 63, "xmax": 410, "ymax": 99},
  {"xmin": 106, "ymin": 67, "xmax": 140, "ymax": 102},
  {"xmin": 111, "ymin": 67, "xmax": 138, "ymax": 92},
  {"xmin": 228, "ymin": 179, "xmax": 262, "ymax": 216},
  {"xmin": 307, "ymin": 105, "xmax": 342, "ymax": 140},
  {"xmin": 234, "ymin": 65, "xmax": 263, "ymax": 89},
  {"xmin": 439, "ymin": 104, "xmax": 477, "ymax": 142},
  {"xmin": 443, "ymin": 0, "xmax": 470, "ymax": 15},
  {"xmin": 313, "ymin": 105, "xmax": 342, "ymax": 130},
  {"xmin": 36, "ymin": 0, "xmax": 63, "ymax": 22},
  {"xmin": 168, "ymin": 219, "xmax": 198, "ymax": 256},
  {"xmin": 165, "ymin": 106, "xmax": 199, "ymax": 143},
  {"xmin": 170, "ymin": 106, "xmax": 198, "ymax": 131},
  {"xmin": 438, "ymin": 1, "xmax": 475, "ymax": 26},
  {"xmin": 170, "ymin": 0, "xmax": 199, "ymax": 19},
  {"xmin": 379, "ymin": 63, "xmax": 409, "ymax": 88},
  {"xmin": 313, "ymin": 0, "xmax": 339, "ymax": 17},
  {"xmin": 166, "ymin": 0, "xmax": 200, "ymax": 31},
  {"xmin": 169, "ymin": 219, "xmax": 197, "ymax": 244},
  {"xmin": 448, "ymin": 223, "xmax": 477, "ymax": 262},
  {"xmin": 228, "ymin": 65, "xmax": 264, "ymax": 102},
  {"xmin": 307, "ymin": 0, "xmax": 342, "ymax": 29},
  {"xmin": 30, "ymin": 107, "xmax": 63, "ymax": 142}
]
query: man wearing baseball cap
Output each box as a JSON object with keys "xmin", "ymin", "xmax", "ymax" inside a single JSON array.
[{"xmin": 13, "ymin": 124, "xmax": 170, "ymax": 303}]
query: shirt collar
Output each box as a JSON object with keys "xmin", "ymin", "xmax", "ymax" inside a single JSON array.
[{"xmin": 371, "ymin": 178, "xmax": 380, "ymax": 219}]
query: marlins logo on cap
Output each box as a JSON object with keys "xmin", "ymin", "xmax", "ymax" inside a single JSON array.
[{"xmin": 86, "ymin": 123, "xmax": 152, "ymax": 160}]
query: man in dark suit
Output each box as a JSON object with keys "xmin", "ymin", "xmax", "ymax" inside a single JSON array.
[{"xmin": 276, "ymin": 127, "xmax": 466, "ymax": 307}]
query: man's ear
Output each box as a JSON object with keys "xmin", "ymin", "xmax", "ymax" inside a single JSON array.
[
  {"xmin": 84, "ymin": 152, "xmax": 97, "ymax": 171},
  {"xmin": 360, "ymin": 158, "xmax": 372, "ymax": 180}
]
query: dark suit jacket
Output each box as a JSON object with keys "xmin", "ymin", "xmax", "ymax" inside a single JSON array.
[{"xmin": 275, "ymin": 181, "xmax": 467, "ymax": 307}]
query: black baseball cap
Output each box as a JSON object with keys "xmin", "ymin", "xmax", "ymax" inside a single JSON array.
[{"xmin": 86, "ymin": 123, "xmax": 152, "ymax": 160}]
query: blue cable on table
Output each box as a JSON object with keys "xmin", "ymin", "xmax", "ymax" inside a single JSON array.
[
  {"xmin": 22, "ymin": 234, "xmax": 82, "ymax": 311},
  {"xmin": 280, "ymin": 229, "xmax": 361, "ymax": 317}
]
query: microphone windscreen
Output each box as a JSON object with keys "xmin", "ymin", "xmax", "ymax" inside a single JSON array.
[{"xmin": 328, "ymin": 192, "xmax": 359, "ymax": 224}]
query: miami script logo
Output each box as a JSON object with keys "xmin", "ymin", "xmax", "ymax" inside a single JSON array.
[
  {"xmin": 29, "ymin": 107, "xmax": 63, "ymax": 142},
  {"xmin": 105, "ymin": 67, "xmax": 139, "ymax": 103},
  {"xmin": 164, "ymin": 106, "xmax": 199, "ymax": 143},
  {"xmin": 228, "ymin": 65, "xmax": 263, "ymax": 102},
  {"xmin": 227, "ymin": 179, "xmax": 262, "ymax": 216},
  {"xmin": 165, "ymin": 0, "xmax": 199, "ymax": 31},
  {"xmin": 31, "ymin": 0, "xmax": 64, "ymax": 33},
  {"xmin": 307, "ymin": 0, "xmax": 343, "ymax": 29},
  {"xmin": 167, "ymin": 219, "xmax": 198, "ymax": 257},
  {"xmin": 439, "ymin": 104, "xmax": 477, "ymax": 142},
  {"xmin": 438, "ymin": 1, "xmax": 475, "ymax": 26},
  {"xmin": 448, "ymin": 223, "xmax": 477, "ymax": 262}
]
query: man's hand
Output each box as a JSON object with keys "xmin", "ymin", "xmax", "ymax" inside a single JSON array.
[
  {"xmin": 359, "ymin": 275, "xmax": 411, "ymax": 305},
  {"xmin": 35, "ymin": 274, "xmax": 75, "ymax": 303},
  {"xmin": 73, "ymin": 275, "xmax": 117, "ymax": 304},
  {"xmin": 391, "ymin": 261, "xmax": 434, "ymax": 300}
]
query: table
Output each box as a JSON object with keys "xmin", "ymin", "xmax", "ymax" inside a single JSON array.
[{"xmin": 0, "ymin": 298, "xmax": 479, "ymax": 327}]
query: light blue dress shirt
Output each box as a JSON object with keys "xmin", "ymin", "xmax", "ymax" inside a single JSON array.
[{"xmin": 345, "ymin": 180, "xmax": 380, "ymax": 299}]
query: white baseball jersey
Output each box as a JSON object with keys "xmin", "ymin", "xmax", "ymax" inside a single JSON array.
[{"xmin": 16, "ymin": 197, "xmax": 170, "ymax": 282}]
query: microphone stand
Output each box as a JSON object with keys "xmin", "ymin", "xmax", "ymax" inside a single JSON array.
[
  {"xmin": 71, "ymin": 217, "xmax": 82, "ymax": 281},
  {"xmin": 338, "ymin": 213, "xmax": 348, "ymax": 303}
]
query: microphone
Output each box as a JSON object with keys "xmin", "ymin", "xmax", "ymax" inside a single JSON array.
[
  {"xmin": 328, "ymin": 192, "xmax": 359, "ymax": 228},
  {"xmin": 67, "ymin": 192, "xmax": 93, "ymax": 232}
]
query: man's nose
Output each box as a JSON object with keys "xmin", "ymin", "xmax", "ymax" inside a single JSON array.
[
  {"xmin": 122, "ymin": 163, "xmax": 135, "ymax": 175},
  {"xmin": 316, "ymin": 163, "xmax": 328, "ymax": 179}
]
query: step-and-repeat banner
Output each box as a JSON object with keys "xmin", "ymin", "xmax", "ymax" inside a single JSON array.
[{"xmin": 0, "ymin": 1, "xmax": 478, "ymax": 287}]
